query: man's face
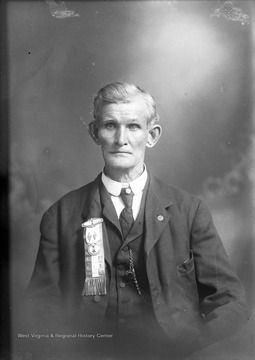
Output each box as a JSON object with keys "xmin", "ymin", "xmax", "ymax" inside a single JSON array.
[{"xmin": 95, "ymin": 99, "xmax": 152, "ymax": 174}]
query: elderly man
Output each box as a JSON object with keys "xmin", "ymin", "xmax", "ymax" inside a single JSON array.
[{"xmin": 26, "ymin": 82, "xmax": 248, "ymax": 359}]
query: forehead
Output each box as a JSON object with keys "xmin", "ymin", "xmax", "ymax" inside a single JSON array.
[{"xmin": 98, "ymin": 99, "xmax": 148, "ymax": 122}]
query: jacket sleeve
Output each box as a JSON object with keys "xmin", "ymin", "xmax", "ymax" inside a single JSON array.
[
  {"xmin": 190, "ymin": 199, "xmax": 250, "ymax": 349},
  {"xmin": 24, "ymin": 208, "xmax": 64, "ymax": 331}
]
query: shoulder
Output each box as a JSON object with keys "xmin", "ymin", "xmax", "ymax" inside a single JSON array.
[
  {"xmin": 45, "ymin": 175, "xmax": 100, "ymax": 216},
  {"xmin": 149, "ymin": 173, "xmax": 203, "ymax": 207},
  {"xmin": 148, "ymin": 173, "xmax": 213, "ymax": 227},
  {"xmin": 149, "ymin": 174, "xmax": 216, "ymax": 237}
]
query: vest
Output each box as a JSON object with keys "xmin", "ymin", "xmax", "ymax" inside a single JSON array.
[{"xmin": 98, "ymin": 180, "xmax": 173, "ymax": 359}]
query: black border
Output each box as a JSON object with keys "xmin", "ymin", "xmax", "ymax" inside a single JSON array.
[{"xmin": 0, "ymin": 0, "xmax": 10, "ymax": 358}]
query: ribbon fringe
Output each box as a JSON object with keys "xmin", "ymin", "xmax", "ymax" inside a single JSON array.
[{"xmin": 82, "ymin": 277, "xmax": 106, "ymax": 296}]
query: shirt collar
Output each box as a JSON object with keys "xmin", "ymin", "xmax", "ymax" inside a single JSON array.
[{"xmin": 101, "ymin": 165, "xmax": 148, "ymax": 196}]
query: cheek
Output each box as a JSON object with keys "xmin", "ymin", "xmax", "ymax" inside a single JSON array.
[
  {"xmin": 134, "ymin": 134, "xmax": 149, "ymax": 148},
  {"xmin": 98, "ymin": 131, "xmax": 113, "ymax": 146}
]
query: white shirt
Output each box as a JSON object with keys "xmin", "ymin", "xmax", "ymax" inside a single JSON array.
[{"xmin": 101, "ymin": 167, "xmax": 148, "ymax": 220}]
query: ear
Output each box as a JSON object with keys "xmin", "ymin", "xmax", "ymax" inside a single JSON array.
[
  {"xmin": 88, "ymin": 121, "xmax": 101, "ymax": 145},
  {"xmin": 146, "ymin": 124, "xmax": 162, "ymax": 148}
]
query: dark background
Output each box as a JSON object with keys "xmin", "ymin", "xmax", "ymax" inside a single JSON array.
[{"xmin": 5, "ymin": 0, "xmax": 254, "ymax": 355}]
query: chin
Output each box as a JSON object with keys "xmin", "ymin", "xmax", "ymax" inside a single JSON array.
[
  {"xmin": 105, "ymin": 159, "xmax": 133, "ymax": 170},
  {"xmin": 110, "ymin": 162, "xmax": 132, "ymax": 170}
]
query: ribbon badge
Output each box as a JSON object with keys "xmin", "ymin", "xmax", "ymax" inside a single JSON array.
[{"xmin": 81, "ymin": 218, "xmax": 106, "ymax": 296}]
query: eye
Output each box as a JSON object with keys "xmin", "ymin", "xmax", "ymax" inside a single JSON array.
[
  {"xmin": 104, "ymin": 122, "xmax": 115, "ymax": 130},
  {"xmin": 128, "ymin": 123, "xmax": 140, "ymax": 131}
]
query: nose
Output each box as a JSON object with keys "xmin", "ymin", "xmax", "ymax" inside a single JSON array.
[{"xmin": 115, "ymin": 127, "xmax": 128, "ymax": 146}]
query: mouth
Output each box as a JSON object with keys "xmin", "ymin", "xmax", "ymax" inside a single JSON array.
[{"xmin": 111, "ymin": 151, "xmax": 131, "ymax": 155}]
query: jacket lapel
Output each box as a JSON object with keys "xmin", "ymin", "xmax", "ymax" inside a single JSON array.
[
  {"xmin": 144, "ymin": 173, "xmax": 173, "ymax": 256},
  {"xmin": 101, "ymin": 201, "xmax": 122, "ymax": 235},
  {"xmin": 81, "ymin": 175, "xmax": 112, "ymax": 268},
  {"xmin": 80, "ymin": 173, "xmax": 173, "ymax": 264}
]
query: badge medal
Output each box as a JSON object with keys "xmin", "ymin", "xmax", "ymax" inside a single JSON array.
[{"xmin": 81, "ymin": 218, "xmax": 106, "ymax": 296}]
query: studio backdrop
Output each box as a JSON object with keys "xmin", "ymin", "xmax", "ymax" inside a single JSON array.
[{"xmin": 7, "ymin": 0, "xmax": 254, "ymax": 341}]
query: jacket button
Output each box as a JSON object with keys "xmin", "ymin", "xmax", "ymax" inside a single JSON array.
[
  {"xmin": 93, "ymin": 295, "xmax": 101, "ymax": 303},
  {"xmin": 119, "ymin": 282, "xmax": 126, "ymax": 288},
  {"xmin": 118, "ymin": 264, "xmax": 125, "ymax": 270},
  {"xmin": 122, "ymin": 246, "xmax": 129, "ymax": 252}
]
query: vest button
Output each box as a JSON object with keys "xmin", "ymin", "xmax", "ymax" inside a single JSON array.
[
  {"xmin": 93, "ymin": 295, "xmax": 101, "ymax": 303},
  {"xmin": 118, "ymin": 264, "xmax": 125, "ymax": 270},
  {"xmin": 122, "ymin": 246, "xmax": 129, "ymax": 252},
  {"xmin": 119, "ymin": 282, "xmax": 126, "ymax": 288}
]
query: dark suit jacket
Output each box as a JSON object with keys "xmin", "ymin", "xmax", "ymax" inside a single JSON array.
[{"xmin": 27, "ymin": 172, "xmax": 249, "ymax": 354}]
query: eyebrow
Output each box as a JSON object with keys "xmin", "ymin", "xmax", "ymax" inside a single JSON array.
[
  {"xmin": 126, "ymin": 118, "xmax": 140, "ymax": 122},
  {"xmin": 101, "ymin": 117, "xmax": 140, "ymax": 122}
]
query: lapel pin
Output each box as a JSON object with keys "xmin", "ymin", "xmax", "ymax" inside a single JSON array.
[{"xmin": 157, "ymin": 215, "xmax": 164, "ymax": 221}]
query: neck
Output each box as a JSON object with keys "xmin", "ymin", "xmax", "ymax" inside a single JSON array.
[{"xmin": 104, "ymin": 164, "xmax": 144, "ymax": 183}]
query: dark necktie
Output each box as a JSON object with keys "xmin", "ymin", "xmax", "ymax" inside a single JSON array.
[{"xmin": 119, "ymin": 187, "xmax": 134, "ymax": 239}]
